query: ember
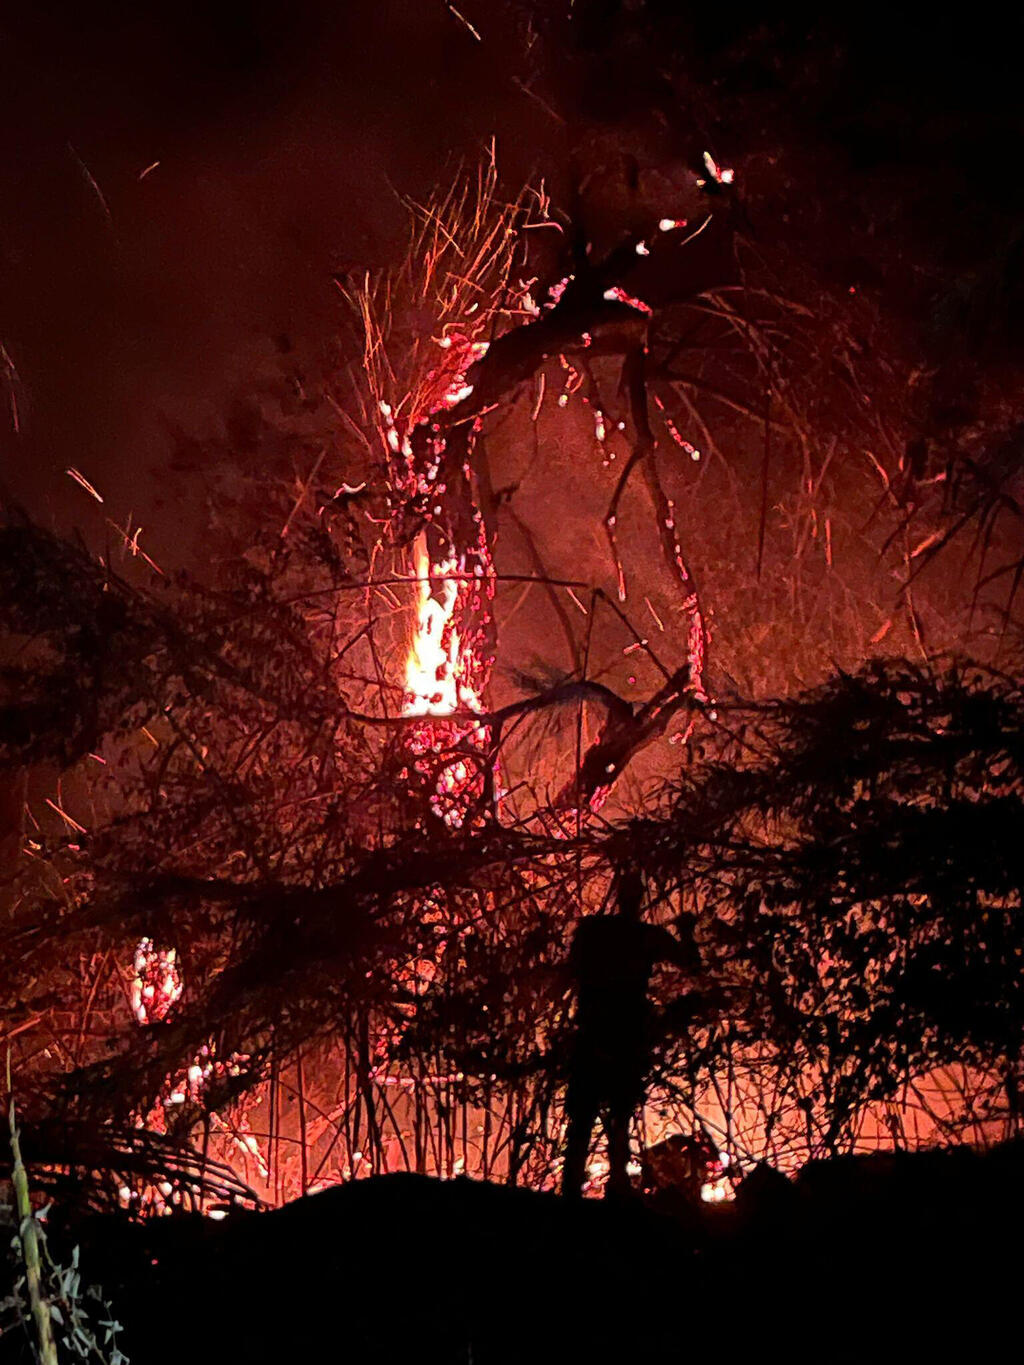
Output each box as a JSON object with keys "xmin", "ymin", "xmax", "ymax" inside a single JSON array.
[{"xmin": 130, "ymin": 939, "xmax": 182, "ymax": 1025}]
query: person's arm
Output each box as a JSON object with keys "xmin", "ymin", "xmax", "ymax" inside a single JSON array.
[{"xmin": 646, "ymin": 921, "xmax": 703, "ymax": 977}]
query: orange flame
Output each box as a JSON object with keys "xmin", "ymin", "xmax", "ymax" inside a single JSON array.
[{"xmin": 403, "ymin": 532, "xmax": 481, "ymax": 717}]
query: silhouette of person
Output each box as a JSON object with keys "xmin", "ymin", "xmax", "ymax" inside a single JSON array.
[{"xmin": 561, "ymin": 867, "xmax": 701, "ymax": 1198}]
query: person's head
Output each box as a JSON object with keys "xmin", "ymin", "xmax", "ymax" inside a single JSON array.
[{"xmin": 613, "ymin": 865, "xmax": 645, "ymax": 919}]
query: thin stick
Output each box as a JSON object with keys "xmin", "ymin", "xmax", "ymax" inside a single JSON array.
[{"xmin": 6, "ymin": 1052, "xmax": 59, "ymax": 1365}]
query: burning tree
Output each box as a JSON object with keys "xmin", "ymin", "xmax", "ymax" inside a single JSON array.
[{"xmin": 2, "ymin": 146, "xmax": 1023, "ymax": 1211}]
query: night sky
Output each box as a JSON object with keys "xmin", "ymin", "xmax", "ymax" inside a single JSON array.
[
  {"xmin": 4, "ymin": 3, "xmax": 1023, "ymax": 559},
  {"xmin": 0, "ymin": 3, "xmax": 553, "ymax": 553}
]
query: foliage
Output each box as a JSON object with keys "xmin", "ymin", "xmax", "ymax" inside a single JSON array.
[
  {"xmin": 2, "ymin": 500, "xmax": 1022, "ymax": 1187},
  {"xmin": 0, "ymin": 1242, "xmax": 129, "ymax": 1365},
  {"xmin": 2, "ymin": 1092, "xmax": 128, "ymax": 1364},
  {"xmin": 639, "ymin": 659, "xmax": 1024, "ymax": 1153}
]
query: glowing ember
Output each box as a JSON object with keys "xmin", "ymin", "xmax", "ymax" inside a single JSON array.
[
  {"xmin": 601, "ymin": 285, "xmax": 653, "ymax": 317},
  {"xmin": 700, "ymin": 1177, "xmax": 732, "ymax": 1203},
  {"xmin": 654, "ymin": 394, "xmax": 701, "ymax": 461},
  {"xmin": 696, "ymin": 150, "xmax": 734, "ymax": 188},
  {"xmin": 427, "ymin": 335, "xmax": 488, "ymax": 414},
  {"xmin": 131, "ymin": 938, "xmax": 182, "ymax": 1023},
  {"xmin": 547, "ymin": 275, "xmax": 573, "ymax": 307}
]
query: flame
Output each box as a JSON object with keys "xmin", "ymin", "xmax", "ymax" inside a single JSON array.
[
  {"xmin": 409, "ymin": 537, "xmax": 469, "ymax": 720},
  {"xmin": 401, "ymin": 533, "xmax": 491, "ymax": 829},
  {"xmin": 403, "ymin": 535, "xmax": 479, "ymax": 717}
]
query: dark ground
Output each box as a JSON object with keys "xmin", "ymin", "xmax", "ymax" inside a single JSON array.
[{"xmin": 5, "ymin": 1142, "xmax": 1021, "ymax": 1364}]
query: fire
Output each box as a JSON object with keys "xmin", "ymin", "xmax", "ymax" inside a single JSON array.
[
  {"xmin": 700, "ymin": 1175, "xmax": 733, "ymax": 1203},
  {"xmin": 130, "ymin": 938, "xmax": 182, "ymax": 1024},
  {"xmin": 403, "ymin": 534, "xmax": 480, "ymax": 717},
  {"xmin": 401, "ymin": 532, "xmax": 492, "ymax": 829},
  {"xmin": 700, "ymin": 1151, "xmax": 734, "ymax": 1204},
  {"xmin": 129, "ymin": 941, "xmax": 264, "ymax": 1190}
]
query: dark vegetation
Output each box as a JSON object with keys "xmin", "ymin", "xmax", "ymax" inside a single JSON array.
[{"xmin": 7, "ymin": 1146, "xmax": 1024, "ymax": 1364}]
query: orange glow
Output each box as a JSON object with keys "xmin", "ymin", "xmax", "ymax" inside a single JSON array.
[
  {"xmin": 401, "ymin": 531, "xmax": 492, "ymax": 829},
  {"xmin": 130, "ymin": 938, "xmax": 182, "ymax": 1024},
  {"xmin": 403, "ymin": 533, "xmax": 481, "ymax": 718}
]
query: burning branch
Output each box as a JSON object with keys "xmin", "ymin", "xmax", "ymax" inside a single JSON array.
[{"xmin": 555, "ymin": 665, "xmax": 699, "ymax": 811}]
